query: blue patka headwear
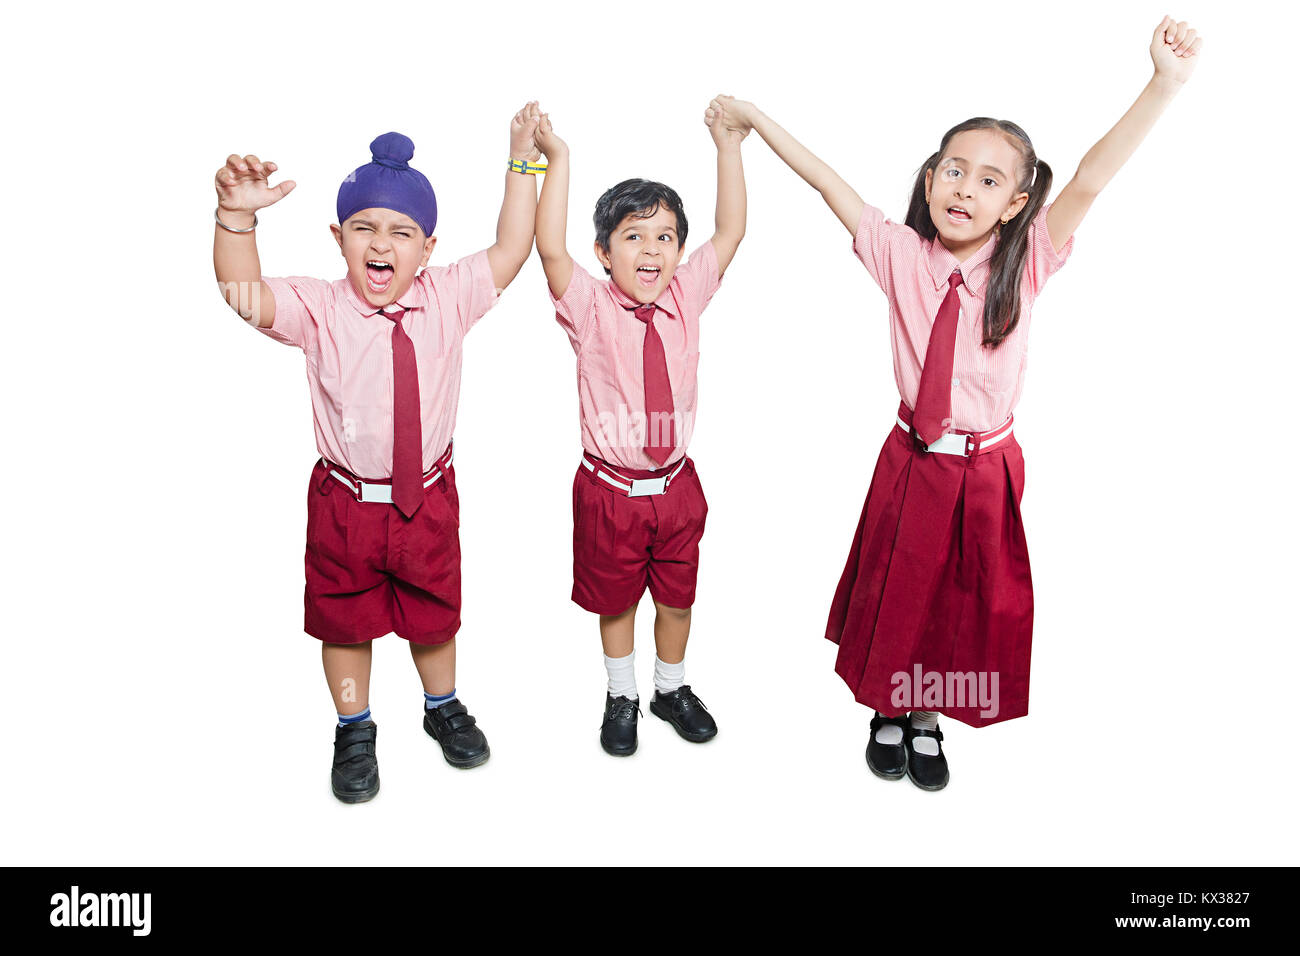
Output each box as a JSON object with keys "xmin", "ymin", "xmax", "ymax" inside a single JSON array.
[{"xmin": 336, "ymin": 132, "xmax": 437, "ymax": 236}]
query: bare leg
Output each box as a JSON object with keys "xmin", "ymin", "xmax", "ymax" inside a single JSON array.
[
  {"xmin": 647, "ymin": 599, "xmax": 716, "ymax": 741},
  {"xmin": 412, "ymin": 636, "xmax": 490, "ymax": 768},
  {"xmin": 652, "ymin": 599, "xmax": 691, "ymax": 664},
  {"xmin": 322, "ymin": 641, "xmax": 373, "ymax": 714},
  {"xmin": 599, "ymin": 601, "xmax": 638, "ymax": 658},
  {"xmin": 410, "ymin": 638, "xmax": 457, "ymax": 696}
]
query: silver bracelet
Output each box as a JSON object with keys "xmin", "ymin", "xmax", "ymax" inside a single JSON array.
[{"xmin": 214, "ymin": 208, "xmax": 258, "ymax": 233}]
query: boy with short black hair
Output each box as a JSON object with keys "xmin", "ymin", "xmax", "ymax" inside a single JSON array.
[{"xmin": 532, "ymin": 98, "xmax": 746, "ymax": 756}]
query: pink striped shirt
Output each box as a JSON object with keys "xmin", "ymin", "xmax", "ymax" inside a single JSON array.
[
  {"xmin": 551, "ymin": 241, "xmax": 722, "ymax": 471},
  {"xmin": 259, "ymin": 250, "xmax": 498, "ymax": 479},
  {"xmin": 853, "ymin": 201, "xmax": 1074, "ymax": 433}
]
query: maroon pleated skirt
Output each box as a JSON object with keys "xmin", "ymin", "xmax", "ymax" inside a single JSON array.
[{"xmin": 826, "ymin": 402, "xmax": 1033, "ymax": 728}]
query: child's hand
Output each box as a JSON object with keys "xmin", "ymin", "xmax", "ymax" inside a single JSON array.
[
  {"xmin": 707, "ymin": 95, "xmax": 756, "ymax": 138},
  {"xmin": 534, "ymin": 111, "xmax": 567, "ymax": 159},
  {"xmin": 214, "ymin": 154, "xmax": 296, "ymax": 214},
  {"xmin": 1150, "ymin": 16, "xmax": 1203, "ymax": 83},
  {"xmin": 510, "ymin": 101, "xmax": 542, "ymax": 163},
  {"xmin": 707, "ymin": 94, "xmax": 759, "ymax": 149}
]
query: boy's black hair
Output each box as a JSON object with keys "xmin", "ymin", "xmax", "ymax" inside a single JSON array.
[{"xmin": 593, "ymin": 179, "xmax": 688, "ymax": 275}]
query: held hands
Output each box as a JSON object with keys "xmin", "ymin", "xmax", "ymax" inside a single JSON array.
[
  {"xmin": 705, "ymin": 94, "xmax": 752, "ymax": 148},
  {"xmin": 510, "ymin": 101, "xmax": 542, "ymax": 163},
  {"xmin": 1150, "ymin": 16, "xmax": 1203, "ymax": 84},
  {"xmin": 533, "ymin": 110, "xmax": 567, "ymax": 160},
  {"xmin": 214, "ymin": 154, "xmax": 296, "ymax": 215}
]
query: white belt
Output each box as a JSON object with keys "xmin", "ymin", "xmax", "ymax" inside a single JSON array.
[
  {"xmin": 581, "ymin": 455, "xmax": 687, "ymax": 497},
  {"xmin": 896, "ymin": 416, "xmax": 1013, "ymax": 457},
  {"xmin": 327, "ymin": 450, "xmax": 454, "ymax": 504}
]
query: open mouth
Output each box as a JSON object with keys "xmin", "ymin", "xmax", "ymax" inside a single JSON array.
[
  {"xmin": 365, "ymin": 259, "xmax": 394, "ymax": 293},
  {"xmin": 946, "ymin": 206, "xmax": 972, "ymax": 223},
  {"xmin": 636, "ymin": 264, "xmax": 660, "ymax": 288}
]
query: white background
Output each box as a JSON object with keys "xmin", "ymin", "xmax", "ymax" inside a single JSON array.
[{"xmin": 4, "ymin": 0, "xmax": 1296, "ymax": 865}]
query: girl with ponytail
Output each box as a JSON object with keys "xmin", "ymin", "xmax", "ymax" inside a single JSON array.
[{"xmin": 709, "ymin": 16, "xmax": 1203, "ymax": 791}]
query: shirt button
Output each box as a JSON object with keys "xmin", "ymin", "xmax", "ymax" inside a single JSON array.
[{"xmin": 952, "ymin": 377, "xmax": 961, "ymax": 387}]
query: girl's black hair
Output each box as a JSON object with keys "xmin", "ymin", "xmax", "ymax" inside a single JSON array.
[
  {"xmin": 593, "ymin": 179, "xmax": 688, "ymax": 275},
  {"xmin": 904, "ymin": 118, "xmax": 1053, "ymax": 348}
]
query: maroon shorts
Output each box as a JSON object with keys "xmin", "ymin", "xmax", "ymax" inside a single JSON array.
[
  {"xmin": 826, "ymin": 402, "xmax": 1032, "ymax": 728},
  {"xmin": 571, "ymin": 455, "xmax": 708, "ymax": 615},
  {"xmin": 304, "ymin": 457, "xmax": 461, "ymax": 646}
]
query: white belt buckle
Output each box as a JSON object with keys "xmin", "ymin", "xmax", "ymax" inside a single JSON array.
[
  {"xmin": 628, "ymin": 476, "xmax": 667, "ymax": 497},
  {"xmin": 925, "ymin": 433, "xmax": 969, "ymax": 456},
  {"xmin": 359, "ymin": 481, "xmax": 393, "ymax": 504}
]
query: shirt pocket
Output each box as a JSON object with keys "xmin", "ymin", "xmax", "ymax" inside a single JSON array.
[
  {"xmin": 977, "ymin": 339, "xmax": 1025, "ymax": 400},
  {"xmin": 421, "ymin": 316, "xmax": 454, "ymax": 359},
  {"xmin": 682, "ymin": 349, "xmax": 701, "ymax": 408},
  {"xmin": 673, "ymin": 349, "xmax": 700, "ymax": 449}
]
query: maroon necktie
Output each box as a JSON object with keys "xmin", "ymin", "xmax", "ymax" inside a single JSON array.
[
  {"xmin": 384, "ymin": 307, "xmax": 423, "ymax": 518},
  {"xmin": 913, "ymin": 270, "xmax": 964, "ymax": 448},
  {"xmin": 632, "ymin": 304, "xmax": 675, "ymax": 465}
]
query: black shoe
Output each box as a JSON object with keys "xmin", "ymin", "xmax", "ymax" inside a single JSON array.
[
  {"xmin": 423, "ymin": 698, "xmax": 490, "ymax": 769},
  {"xmin": 905, "ymin": 720, "xmax": 950, "ymax": 791},
  {"xmin": 600, "ymin": 694, "xmax": 640, "ymax": 756},
  {"xmin": 866, "ymin": 711, "xmax": 910, "ymax": 780},
  {"xmin": 331, "ymin": 720, "xmax": 380, "ymax": 804},
  {"xmin": 649, "ymin": 685, "xmax": 717, "ymax": 743}
]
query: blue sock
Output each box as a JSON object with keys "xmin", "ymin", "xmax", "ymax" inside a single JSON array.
[
  {"xmin": 338, "ymin": 706, "xmax": 371, "ymax": 728},
  {"xmin": 425, "ymin": 689, "xmax": 457, "ymax": 710}
]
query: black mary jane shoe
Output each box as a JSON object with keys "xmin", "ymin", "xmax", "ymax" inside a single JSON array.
[
  {"xmin": 332, "ymin": 720, "xmax": 380, "ymax": 804},
  {"xmin": 423, "ymin": 699, "xmax": 491, "ymax": 769},
  {"xmin": 600, "ymin": 694, "xmax": 640, "ymax": 756},
  {"xmin": 649, "ymin": 685, "xmax": 718, "ymax": 743},
  {"xmin": 904, "ymin": 721, "xmax": 950, "ymax": 791},
  {"xmin": 866, "ymin": 711, "xmax": 910, "ymax": 780}
]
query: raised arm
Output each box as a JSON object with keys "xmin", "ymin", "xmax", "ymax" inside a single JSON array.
[
  {"xmin": 486, "ymin": 101, "xmax": 542, "ymax": 292},
  {"xmin": 533, "ymin": 111, "xmax": 574, "ymax": 300},
  {"xmin": 714, "ymin": 96, "xmax": 864, "ymax": 236},
  {"xmin": 704, "ymin": 95, "xmax": 747, "ymax": 276},
  {"xmin": 213, "ymin": 154, "xmax": 296, "ymax": 328},
  {"xmin": 1047, "ymin": 17, "xmax": 1203, "ymax": 252}
]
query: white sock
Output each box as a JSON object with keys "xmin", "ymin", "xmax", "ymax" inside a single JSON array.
[
  {"xmin": 874, "ymin": 715, "xmax": 904, "ymax": 746},
  {"xmin": 654, "ymin": 655, "xmax": 685, "ymax": 694},
  {"xmin": 604, "ymin": 650, "xmax": 638, "ymax": 700},
  {"xmin": 910, "ymin": 711, "xmax": 940, "ymax": 756}
]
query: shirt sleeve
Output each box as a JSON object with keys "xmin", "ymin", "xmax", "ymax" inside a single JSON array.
[
  {"xmin": 549, "ymin": 259, "xmax": 600, "ymax": 351},
  {"xmin": 852, "ymin": 201, "xmax": 908, "ymax": 297},
  {"xmin": 259, "ymin": 276, "xmax": 329, "ymax": 353},
  {"xmin": 1024, "ymin": 201, "xmax": 1075, "ymax": 298},
  {"xmin": 420, "ymin": 248, "xmax": 501, "ymax": 338},
  {"xmin": 673, "ymin": 240, "xmax": 723, "ymax": 318}
]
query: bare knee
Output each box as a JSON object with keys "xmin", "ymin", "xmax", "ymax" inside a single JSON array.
[
  {"xmin": 653, "ymin": 600, "xmax": 691, "ymax": 621},
  {"xmin": 601, "ymin": 600, "xmax": 639, "ymax": 625}
]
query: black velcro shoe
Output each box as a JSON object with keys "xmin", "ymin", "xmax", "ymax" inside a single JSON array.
[
  {"xmin": 423, "ymin": 698, "xmax": 490, "ymax": 769},
  {"xmin": 331, "ymin": 720, "xmax": 380, "ymax": 804},
  {"xmin": 904, "ymin": 722, "xmax": 950, "ymax": 791},
  {"xmin": 866, "ymin": 711, "xmax": 910, "ymax": 780},
  {"xmin": 649, "ymin": 685, "xmax": 718, "ymax": 743},
  {"xmin": 600, "ymin": 694, "xmax": 640, "ymax": 757}
]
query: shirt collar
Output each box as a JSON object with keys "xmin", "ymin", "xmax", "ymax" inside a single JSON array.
[
  {"xmin": 925, "ymin": 230, "xmax": 998, "ymax": 298},
  {"xmin": 606, "ymin": 276, "xmax": 679, "ymax": 319},
  {"xmin": 342, "ymin": 273, "xmax": 423, "ymax": 317}
]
